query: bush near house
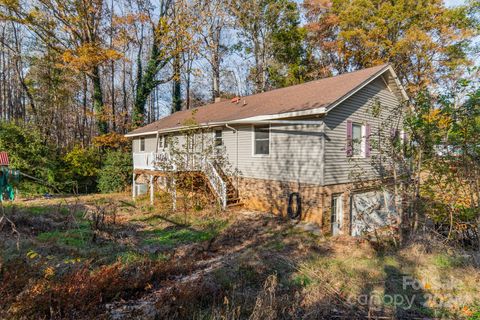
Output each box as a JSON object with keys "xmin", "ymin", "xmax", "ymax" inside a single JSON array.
[{"xmin": 97, "ymin": 150, "xmax": 132, "ymax": 193}]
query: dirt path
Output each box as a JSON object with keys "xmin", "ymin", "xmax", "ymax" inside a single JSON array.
[{"xmin": 106, "ymin": 211, "xmax": 297, "ymax": 319}]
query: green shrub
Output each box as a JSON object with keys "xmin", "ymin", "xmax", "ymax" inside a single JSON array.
[
  {"xmin": 62, "ymin": 146, "xmax": 101, "ymax": 193},
  {"xmin": 0, "ymin": 122, "xmax": 57, "ymax": 194},
  {"xmin": 97, "ymin": 150, "xmax": 132, "ymax": 193}
]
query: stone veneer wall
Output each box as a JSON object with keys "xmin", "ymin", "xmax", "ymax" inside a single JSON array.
[{"xmin": 236, "ymin": 177, "xmax": 354, "ymax": 235}]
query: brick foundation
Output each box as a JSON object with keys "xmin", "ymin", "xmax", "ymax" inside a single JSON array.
[
  {"xmin": 236, "ymin": 177, "xmax": 357, "ymax": 235},
  {"xmin": 134, "ymin": 170, "xmax": 387, "ymax": 237}
]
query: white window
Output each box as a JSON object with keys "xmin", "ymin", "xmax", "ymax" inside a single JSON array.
[
  {"xmin": 187, "ymin": 134, "xmax": 195, "ymax": 151},
  {"xmin": 253, "ymin": 124, "xmax": 270, "ymax": 155},
  {"xmin": 331, "ymin": 195, "xmax": 343, "ymax": 235},
  {"xmin": 352, "ymin": 123, "xmax": 363, "ymax": 156},
  {"xmin": 214, "ymin": 130, "xmax": 223, "ymax": 147},
  {"xmin": 351, "ymin": 123, "xmax": 370, "ymax": 157},
  {"xmin": 140, "ymin": 137, "xmax": 145, "ymax": 152},
  {"xmin": 157, "ymin": 136, "xmax": 163, "ymax": 149}
]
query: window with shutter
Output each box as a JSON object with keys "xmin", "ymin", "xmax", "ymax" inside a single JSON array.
[
  {"xmin": 347, "ymin": 122, "xmax": 369, "ymax": 158},
  {"xmin": 352, "ymin": 123, "xmax": 363, "ymax": 156}
]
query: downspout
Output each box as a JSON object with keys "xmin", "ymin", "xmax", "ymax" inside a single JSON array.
[{"xmin": 225, "ymin": 124, "xmax": 239, "ymax": 194}]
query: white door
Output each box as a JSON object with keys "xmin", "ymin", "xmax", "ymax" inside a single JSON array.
[{"xmin": 331, "ymin": 195, "xmax": 343, "ymax": 235}]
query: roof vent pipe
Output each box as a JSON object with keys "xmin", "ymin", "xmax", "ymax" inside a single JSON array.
[{"xmin": 231, "ymin": 97, "xmax": 240, "ymax": 104}]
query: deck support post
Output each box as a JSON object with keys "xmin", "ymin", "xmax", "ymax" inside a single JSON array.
[
  {"xmin": 132, "ymin": 173, "xmax": 137, "ymax": 200},
  {"xmin": 150, "ymin": 175, "xmax": 154, "ymax": 205},
  {"xmin": 171, "ymin": 177, "xmax": 176, "ymax": 211}
]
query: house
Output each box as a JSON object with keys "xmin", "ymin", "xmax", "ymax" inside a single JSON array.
[{"xmin": 125, "ymin": 64, "xmax": 408, "ymax": 236}]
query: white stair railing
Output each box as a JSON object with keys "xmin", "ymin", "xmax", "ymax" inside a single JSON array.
[
  {"xmin": 200, "ymin": 157, "xmax": 227, "ymax": 209},
  {"xmin": 135, "ymin": 150, "xmax": 227, "ymax": 209}
]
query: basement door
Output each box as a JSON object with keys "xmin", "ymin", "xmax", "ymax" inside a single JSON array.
[
  {"xmin": 331, "ymin": 194, "xmax": 343, "ymax": 235},
  {"xmin": 350, "ymin": 189, "xmax": 399, "ymax": 237}
]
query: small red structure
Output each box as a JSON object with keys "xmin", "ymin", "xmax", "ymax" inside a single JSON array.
[{"xmin": 0, "ymin": 152, "xmax": 9, "ymax": 167}]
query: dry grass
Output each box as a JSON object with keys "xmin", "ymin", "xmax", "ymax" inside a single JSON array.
[{"xmin": 0, "ymin": 193, "xmax": 479, "ymax": 319}]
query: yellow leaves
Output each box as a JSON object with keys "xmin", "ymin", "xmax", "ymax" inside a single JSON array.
[
  {"xmin": 93, "ymin": 133, "xmax": 129, "ymax": 150},
  {"xmin": 63, "ymin": 146, "xmax": 100, "ymax": 177},
  {"xmin": 422, "ymin": 108, "xmax": 452, "ymax": 130},
  {"xmin": 62, "ymin": 43, "xmax": 123, "ymax": 72},
  {"xmin": 63, "ymin": 257, "xmax": 82, "ymax": 264},
  {"xmin": 113, "ymin": 13, "xmax": 149, "ymax": 26},
  {"xmin": 0, "ymin": 0, "xmax": 19, "ymax": 9},
  {"xmin": 44, "ymin": 266, "xmax": 55, "ymax": 279},
  {"xmin": 423, "ymin": 108, "xmax": 441, "ymax": 123},
  {"xmin": 27, "ymin": 250, "xmax": 39, "ymax": 259}
]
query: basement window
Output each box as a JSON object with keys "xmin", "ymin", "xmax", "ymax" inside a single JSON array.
[
  {"xmin": 140, "ymin": 137, "xmax": 145, "ymax": 152},
  {"xmin": 253, "ymin": 124, "xmax": 270, "ymax": 156}
]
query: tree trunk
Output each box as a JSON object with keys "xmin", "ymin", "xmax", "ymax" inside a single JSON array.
[
  {"xmin": 133, "ymin": 42, "xmax": 167, "ymax": 126},
  {"xmin": 91, "ymin": 65, "xmax": 107, "ymax": 134},
  {"xmin": 413, "ymin": 149, "xmax": 423, "ymax": 233},
  {"xmin": 212, "ymin": 51, "xmax": 220, "ymax": 102},
  {"xmin": 172, "ymin": 53, "xmax": 182, "ymax": 113}
]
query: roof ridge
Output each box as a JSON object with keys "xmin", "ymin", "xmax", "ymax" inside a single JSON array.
[
  {"xmin": 162, "ymin": 63, "xmax": 390, "ymax": 114},
  {"xmin": 232, "ymin": 63, "xmax": 390, "ymax": 100}
]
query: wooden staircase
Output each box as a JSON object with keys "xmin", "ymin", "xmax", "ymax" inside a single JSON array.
[
  {"xmin": 147, "ymin": 150, "xmax": 240, "ymax": 209},
  {"xmin": 212, "ymin": 162, "xmax": 241, "ymax": 207}
]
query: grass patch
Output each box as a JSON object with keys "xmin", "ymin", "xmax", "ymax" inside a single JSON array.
[
  {"xmin": 37, "ymin": 227, "xmax": 90, "ymax": 248},
  {"xmin": 433, "ymin": 253, "xmax": 465, "ymax": 269},
  {"xmin": 24, "ymin": 206, "xmax": 50, "ymax": 215},
  {"xmin": 116, "ymin": 251, "xmax": 168, "ymax": 264},
  {"xmin": 143, "ymin": 227, "xmax": 215, "ymax": 246},
  {"xmin": 291, "ymin": 274, "xmax": 313, "ymax": 287}
]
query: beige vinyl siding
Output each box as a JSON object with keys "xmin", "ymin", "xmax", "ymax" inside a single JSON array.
[
  {"xmin": 132, "ymin": 134, "xmax": 157, "ymax": 153},
  {"xmin": 323, "ymin": 77, "xmax": 402, "ymax": 186},
  {"xmin": 131, "ymin": 75, "xmax": 401, "ymax": 187},
  {"xmin": 222, "ymin": 122, "xmax": 323, "ymax": 184}
]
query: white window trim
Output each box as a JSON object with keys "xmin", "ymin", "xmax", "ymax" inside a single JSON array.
[
  {"xmin": 252, "ymin": 124, "xmax": 271, "ymax": 157},
  {"xmin": 331, "ymin": 194, "xmax": 343, "ymax": 234},
  {"xmin": 139, "ymin": 137, "xmax": 145, "ymax": 152},
  {"xmin": 157, "ymin": 136, "xmax": 164, "ymax": 149},
  {"xmin": 351, "ymin": 123, "xmax": 367, "ymax": 158},
  {"xmin": 213, "ymin": 129, "xmax": 223, "ymax": 148},
  {"xmin": 186, "ymin": 134, "xmax": 195, "ymax": 152}
]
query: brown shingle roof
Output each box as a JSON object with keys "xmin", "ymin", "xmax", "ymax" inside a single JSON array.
[{"xmin": 127, "ymin": 64, "xmax": 390, "ymax": 136}]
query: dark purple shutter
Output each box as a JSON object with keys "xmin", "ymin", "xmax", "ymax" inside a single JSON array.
[
  {"xmin": 365, "ymin": 123, "xmax": 371, "ymax": 157},
  {"xmin": 346, "ymin": 120, "xmax": 353, "ymax": 157}
]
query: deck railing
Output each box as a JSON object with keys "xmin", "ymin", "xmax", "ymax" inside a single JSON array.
[{"xmin": 132, "ymin": 151, "xmax": 227, "ymax": 209}]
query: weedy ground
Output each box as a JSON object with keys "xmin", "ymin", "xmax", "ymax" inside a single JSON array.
[{"xmin": 0, "ymin": 192, "xmax": 479, "ymax": 320}]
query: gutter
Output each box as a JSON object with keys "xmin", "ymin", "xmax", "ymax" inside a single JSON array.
[{"xmin": 125, "ymin": 119, "xmax": 324, "ymax": 138}]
